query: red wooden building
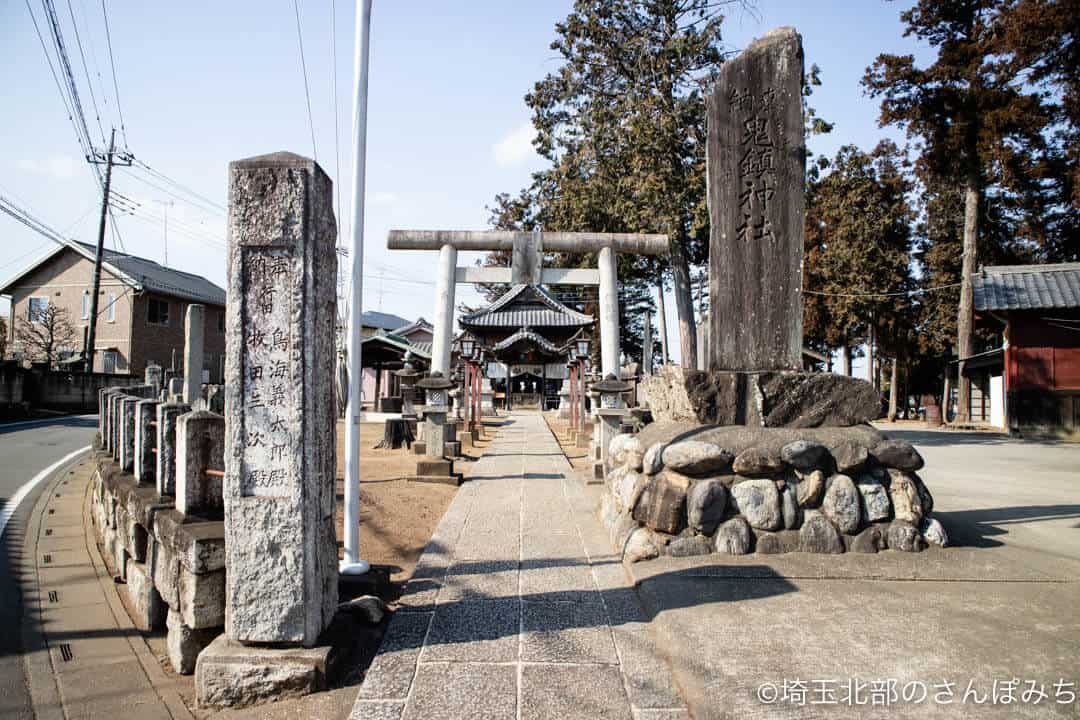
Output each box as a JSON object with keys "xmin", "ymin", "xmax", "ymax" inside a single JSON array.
[{"xmin": 973, "ymin": 263, "xmax": 1080, "ymax": 436}]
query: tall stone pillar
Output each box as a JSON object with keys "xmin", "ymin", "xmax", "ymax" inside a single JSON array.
[
  {"xmin": 642, "ymin": 312, "xmax": 653, "ymax": 376},
  {"xmin": 706, "ymin": 27, "xmax": 804, "ymax": 371},
  {"xmin": 598, "ymin": 246, "xmax": 620, "ymax": 382},
  {"xmin": 198, "ymin": 152, "xmax": 339, "ymax": 708},
  {"xmin": 221, "ymin": 152, "xmax": 337, "ymax": 647},
  {"xmin": 183, "ymin": 304, "xmax": 205, "ymax": 405},
  {"xmin": 431, "ymin": 244, "xmax": 457, "ymax": 376}
]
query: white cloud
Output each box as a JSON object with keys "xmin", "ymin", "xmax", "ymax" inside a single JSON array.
[
  {"xmin": 370, "ymin": 191, "xmax": 399, "ymax": 206},
  {"xmin": 492, "ymin": 122, "xmax": 537, "ymax": 167},
  {"xmin": 19, "ymin": 154, "xmax": 77, "ymax": 181}
]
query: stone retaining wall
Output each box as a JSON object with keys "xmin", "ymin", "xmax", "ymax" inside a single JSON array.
[
  {"xmin": 89, "ymin": 383, "xmax": 226, "ymax": 674},
  {"xmin": 599, "ymin": 421, "xmax": 947, "ymax": 562}
]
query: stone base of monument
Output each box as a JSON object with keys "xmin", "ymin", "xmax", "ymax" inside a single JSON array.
[
  {"xmin": 598, "ymin": 422, "xmax": 948, "ymax": 563},
  {"xmin": 445, "ymin": 441, "xmax": 462, "ymax": 457},
  {"xmin": 412, "ymin": 458, "xmax": 464, "ymax": 485},
  {"xmin": 412, "ymin": 441, "xmax": 426, "ymax": 455},
  {"xmin": 640, "ymin": 366, "xmax": 882, "ymax": 428},
  {"xmin": 195, "ymin": 635, "xmax": 336, "ymax": 708}
]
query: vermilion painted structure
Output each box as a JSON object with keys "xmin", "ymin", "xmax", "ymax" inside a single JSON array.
[{"xmin": 974, "ymin": 263, "xmax": 1080, "ymax": 435}]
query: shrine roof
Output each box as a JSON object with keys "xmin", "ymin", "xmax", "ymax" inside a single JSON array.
[
  {"xmin": 460, "ymin": 284, "xmax": 593, "ymax": 328},
  {"xmin": 492, "ymin": 327, "xmax": 563, "ymax": 355}
]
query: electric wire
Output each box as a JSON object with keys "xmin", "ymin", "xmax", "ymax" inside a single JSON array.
[
  {"xmin": 65, "ymin": 0, "xmax": 106, "ymax": 144},
  {"xmin": 100, "ymin": 0, "xmax": 128, "ymax": 147},
  {"xmin": 293, "ymin": 0, "xmax": 318, "ymax": 162}
]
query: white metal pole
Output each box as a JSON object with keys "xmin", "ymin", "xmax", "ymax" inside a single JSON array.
[{"xmin": 341, "ymin": 0, "xmax": 372, "ymax": 575}]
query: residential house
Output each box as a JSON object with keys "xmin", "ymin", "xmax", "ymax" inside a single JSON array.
[{"xmin": 1, "ymin": 240, "xmax": 227, "ymax": 381}]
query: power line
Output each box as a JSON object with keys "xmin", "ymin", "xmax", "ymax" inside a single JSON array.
[
  {"xmin": 99, "ymin": 0, "xmax": 128, "ymax": 148},
  {"xmin": 65, "ymin": 0, "xmax": 106, "ymax": 144},
  {"xmin": 803, "ymin": 282, "xmax": 962, "ymax": 299},
  {"xmin": 26, "ymin": 0, "xmax": 87, "ymax": 156},
  {"xmin": 292, "ymin": 0, "xmax": 318, "ymax": 162},
  {"xmin": 129, "ymin": 159, "xmax": 227, "ymax": 213}
]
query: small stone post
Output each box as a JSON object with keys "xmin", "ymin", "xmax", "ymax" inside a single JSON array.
[
  {"xmin": 156, "ymin": 402, "xmax": 191, "ymax": 496},
  {"xmin": 175, "ymin": 410, "xmax": 225, "ymax": 517},
  {"xmin": 183, "ymin": 304, "xmax": 206, "ymax": 405},
  {"xmin": 120, "ymin": 396, "xmax": 138, "ymax": 472},
  {"xmin": 134, "ymin": 399, "xmax": 161, "ymax": 483},
  {"xmin": 145, "ymin": 363, "xmax": 164, "ymax": 395}
]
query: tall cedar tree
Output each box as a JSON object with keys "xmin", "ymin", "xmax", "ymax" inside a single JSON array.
[
  {"xmin": 803, "ymin": 142, "xmax": 915, "ymax": 389},
  {"xmin": 995, "ymin": 0, "xmax": 1080, "ymax": 260},
  {"xmin": 864, "ymin": 0, "xmax": 1054, "ymax": 422},
  {"xmin": 487, "ymin": 0, "xmax": 746, "ymax": 368}
]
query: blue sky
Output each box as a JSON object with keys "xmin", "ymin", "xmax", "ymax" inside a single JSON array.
[{"xmin": 1, "ymin": 1, "xmax": 932, "ymax": 369}]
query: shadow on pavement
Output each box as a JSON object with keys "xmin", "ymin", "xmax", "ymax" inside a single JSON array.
[{"xmin": 935, "ymin": 504, "xmax": 1080, "ymax": 548}]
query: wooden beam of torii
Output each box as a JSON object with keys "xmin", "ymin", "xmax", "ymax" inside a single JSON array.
[{"xmin": 386, "ymin": 229, "xmax": 668, "ymax": 383}]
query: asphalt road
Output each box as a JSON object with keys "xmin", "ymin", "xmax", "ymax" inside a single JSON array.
[{"xmin": 0, "ymin": 415, "xmax": 97, "ymax": 720}]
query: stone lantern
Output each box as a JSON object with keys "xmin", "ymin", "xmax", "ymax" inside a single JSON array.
[
  {"xmin": 591, "ymin": 373, "xmax": 632, "ymax": 481},
  {"xmin": 394, "ymin": 353, "xmax": 420, "ymax": 425},
  {"xmin": 412, "ymin": 371, "xmax": 462, "ymax": 485}
]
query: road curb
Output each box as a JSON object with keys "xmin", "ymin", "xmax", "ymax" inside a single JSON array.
[
  {"xmin": 19, "ymin": 449, "xmax": 90, "ymax": 720},
  {"xmin": 79, "ymin": 454, "xmax": 196, "ymax": 720}
]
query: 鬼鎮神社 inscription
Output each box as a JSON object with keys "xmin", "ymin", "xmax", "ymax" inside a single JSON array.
[{"xmin": 707, "ymin": 27, "xmax": 805, "ymax": 372}]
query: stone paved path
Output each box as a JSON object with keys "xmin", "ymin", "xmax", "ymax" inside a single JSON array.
[{"xmin": 350, "ymin": 412, "xmax": 687, "ymax": 720}]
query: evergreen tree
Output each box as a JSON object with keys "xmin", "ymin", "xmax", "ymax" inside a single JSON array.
[
  {"xmin": 864, "ymin": 0, "xmax": 1055, "ymax": 422},
  {"xmin": 487, "ymin": 0, "xmax": 747, "ymax": 368}
]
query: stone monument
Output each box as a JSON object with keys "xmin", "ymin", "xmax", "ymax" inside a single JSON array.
[
  {"xmin": 610, "ymin": 29, "xmax": 946, "ymax": 562},
  {"xmin": 196, "ymin": 152, "xmax": 339, "ymax": 706},
  {"xmin": 641, "ymin": 27, "xmax": 880, "ymax": 427}
]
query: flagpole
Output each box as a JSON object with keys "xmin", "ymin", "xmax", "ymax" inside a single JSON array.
[{"xmin": 341, "ymin": 0, "xmax": 373, "ymax": 575}]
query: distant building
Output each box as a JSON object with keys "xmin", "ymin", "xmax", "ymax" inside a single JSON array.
[
  {"xmin": 359, "ymin": 315, "xmax": 433, "ymax": 410},
  {"xmin": 973, "ymin": 262, "xmax": 1080, "ymax": 435},
  {"xmin": 0, "ymin": 240, "xmax": 226, "ymax": 380}
]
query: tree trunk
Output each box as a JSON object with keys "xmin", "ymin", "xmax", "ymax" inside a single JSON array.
[
  {"xmin": 656, "ymin": 282, "xmax": 670, "ymax": 365},
  {"xmin": 942, "ymin": 370, "xmax": 952, "ymax": 423},
  {"xmin": 955, "ymin": 169, "xmax": 979, "ymax": 424},
  {"xmin": 670, "ymin": 239, "xmax": 698, "ymax": 369},
  {"xmin": 841, "ymin": 345, "xmax": 851, "ymax": 376},
  {"xmin": 887, "ymin": 357, "xmax": 899, "ymax": 422},
  {"xmin": 867, "ymin": 320, "xmax": 876, "ymax": 388}
]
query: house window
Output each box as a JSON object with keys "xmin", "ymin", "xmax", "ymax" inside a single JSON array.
[
  {"xmin": 218, "ymin": 311, "xmax": 225, "ymax": 332},
  {"xmin": 28, "ymin": 296, "xmax": 49, "ymax": 322},
  {"xmin": 106, "ymin": 293, "xmax": 116, "ymax": 323},
  {"xmin": 102, "ymin": 350, "xmax": 117, "ymax": 374},
  {"xmin": 147, "ymin": 298, "xmax": 169, "ymax": 326},
  {"xmin": 81, "ymin": 290, "xmax": 90, "ymax": 320}
]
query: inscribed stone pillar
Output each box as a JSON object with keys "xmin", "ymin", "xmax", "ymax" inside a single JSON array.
[
  {"xmin": 135, "ymin": 399, "xmax": 161, "ymax": 483},
  {"xmin": 224, "ymin": 152, "xmax": 337, "ymax": 646},
  {"xmin": 706, "ymin": 27, "xmax": 804, "ymax": 371},
  {"xmin": 184, "ymin": 304, "xmax": 206, "ymax": 405},
  {"xmin": 120, "ymin": 396, "xmax": 138, "ymax": 472}
]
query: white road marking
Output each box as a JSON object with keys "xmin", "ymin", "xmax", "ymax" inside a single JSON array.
[{"xmin": 0, "ymin": 446, "xmax": 91, "ymax": 541}]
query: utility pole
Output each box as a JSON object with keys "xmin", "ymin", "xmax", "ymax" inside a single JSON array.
[
  {"xmin": 154, "ymin": 198, "xmax": 174, "ymax": 266},
  {"xmin": 84, "ymin": 128, "xmax": 132, "ymax": 373}
]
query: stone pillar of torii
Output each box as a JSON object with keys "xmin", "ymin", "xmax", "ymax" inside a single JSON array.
[{"xmin": 386, "ymin": 229, "xmax": 669, "ymax": 386}]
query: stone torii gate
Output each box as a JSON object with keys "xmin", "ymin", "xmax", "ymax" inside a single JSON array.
[{"xmin": 386, "ymin": 230, "xmax": 669, "ymax": 384}]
